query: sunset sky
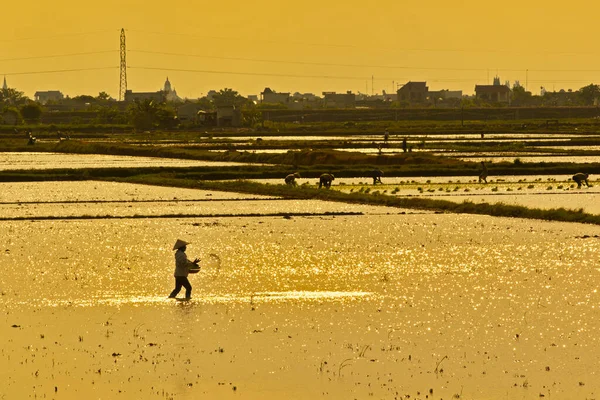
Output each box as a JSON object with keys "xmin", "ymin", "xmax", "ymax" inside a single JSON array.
[{"xmin": 1, "ymin": 0, "xmax": 598, "ymax": 99}]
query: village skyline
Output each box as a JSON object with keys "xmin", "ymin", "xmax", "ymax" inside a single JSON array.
[{"xmin": 1, "ymin": 1, "xmax": 599, "ymax": 100}]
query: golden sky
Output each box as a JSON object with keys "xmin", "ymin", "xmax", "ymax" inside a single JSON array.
[{"xmin": 1, "ymin": 0, "xmax": 598, "ymax": 99}]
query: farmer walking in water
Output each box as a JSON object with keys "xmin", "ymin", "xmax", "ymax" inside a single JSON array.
[
  {"xmin": 572, "ymin": 172, "xmax": 591, "ymax": 188},
  {"xmin": 169, "ymin": 239, "xmax": 200, "ymax": 300},
  {"xmin": 478, "ymin": 161, "xmax": 488, "ymax": 183}
]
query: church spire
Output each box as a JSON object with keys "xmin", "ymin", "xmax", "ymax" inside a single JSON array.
[{"xmin": 2, "ymin": 76, "xmax": 7, "ymax": 90}]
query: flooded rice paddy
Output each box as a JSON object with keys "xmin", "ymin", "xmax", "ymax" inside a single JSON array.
[
  {"xmin": 0, "ymin": 152, "xmax": 262, "ymax": 170},
  {"xmin": 1, "ymin": 181, "xmax": 600, "ymax": 399}
]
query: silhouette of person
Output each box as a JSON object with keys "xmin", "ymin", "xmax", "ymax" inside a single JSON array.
[
  {"xmin": 478, "ymin": 162, "xmax": 488, "ymax": 183},
  {"xmin": 372, "ymin": 169, "xmax": 383, "ymax": 184},
  {"xmin": 319, "ymin": 173, "xmax": 335, "ymax": 189},
  {"xmin": 285, "ymin": 172, "xmax": 301, "ymax": 186},
  {"xmin": 572, "ymin": 172, "xmax": 590, "ymax": 188},
  {"xmin": 169, "ymin": 239, "xmax": 200, "ymax": 300}
]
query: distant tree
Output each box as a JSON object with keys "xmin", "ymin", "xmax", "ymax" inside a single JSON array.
[
  {"xmin": 96, "ymin": 106, "xmax": 124, "ymax": 124},
  {"xmin": 1, "ymin": 106, "xmax": 21, "ymax": 125},
  {"xmin": 211, "ymin": 88, "xmax": 249, "ymax": 108},
  {"xmin": 578, "ymin": 84, "xmax": 600, "ymax": 105},
  {"xmin": 241, "ymin": 105, "xmax": 262, "ymax": 127},
  {"xmin": 0, "ymin": 88, "xmax": 29, "ymax": 106},
  {"xmin": 127, "ymin": 99, "xmax": 177, "ymax": 130},
  {"xmin": 97, "ymin": 92, "xmax": 111, "ymax": 101},
  {"xmin": 20, "ymin": 103, "xmax": 43, "ymax": 123},
  {"xmin": 255, "ymin": 102, "xmax": 288, "ymax": 110},
  {"xmin": 72, "ymin": 95, "xmax": 96, "ymax": 104},
  {"xmin": 511, "ymin": 85, "xmax": 533, "ymax": 106},
  {"xmin": 197, "ymin": 96, "xmax": 214, "ymax": 111}
]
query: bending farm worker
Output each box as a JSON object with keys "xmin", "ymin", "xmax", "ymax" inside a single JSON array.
[
  {"xmin": 372, "ymin": 169, "xmax": 383, "ymax": 185},
  {"xmin": 285, "ymin": 172, "xmax": 301, "ymax": 186},
  {"xmin": 318, "ymin": 173, "xmax": 335, "ymax": 189},
  {"xmin": 572, "ymin": 172, "xmax": 591, "ymax": 188},
  {"xmin": 169, "ymin": 239, "xmax": 200, "ymax": 300}
]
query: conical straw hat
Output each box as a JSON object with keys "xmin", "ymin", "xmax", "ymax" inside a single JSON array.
[{"xmin": 173, "ymin": 239, "xmax": 190, "ymax": 250}]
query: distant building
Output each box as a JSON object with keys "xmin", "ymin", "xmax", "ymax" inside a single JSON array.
[
  {"xmin": 163, "ymin": 77, "xmax": 182, "ymax": 102},
  {"xmin": 322, "ymin": 91, "xmax": 356, "ymax": 108},
  {"xmin": 292, "ymin": 92, "xmax": 319, "ymax": 101},
  {"xmin": 397, "ymin": 82, "xmax": 429, "ymax": 104},
  {"xmin": 177, "ymin": 102, "xmax": 204, "ymax": 123},
  {"xmin": 474, "ymin": 85, "xmax": 511, "ymax": 103},
  {"xmin": 428, "ymin": 90, "xmax": 462, "ymax": 100},
  {"xmin": 124, "ymin": 90, "xmax": 165, "ymax": 103},
  {"xmin": 34, "ymin": 91, "xmax": 65, "ymax": 104},
  {"xmin": 261, "ymin": 88, "xmax": 290, "ymax": 104},
  {"xmin": 2, "ymin": 76, "xmax": 7, "ymax": 90},
  {"xmin": 124, "ymin": 77, "xmax": 181, "ymax": 103},
  {"xmin": 216, "ymin": 105, "xmax": 241, "ymax": 127}
]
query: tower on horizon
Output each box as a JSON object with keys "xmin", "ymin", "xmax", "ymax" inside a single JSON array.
[
  {"xmin": 2, "ymin": 76, "xmax": 7, "ymax": 90},
  {"xmin": 119, "ymin": 28, "xmax": 127, "ymax": 101}
]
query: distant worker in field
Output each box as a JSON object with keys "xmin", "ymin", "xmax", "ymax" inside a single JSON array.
[
  {"xmin": 27, "ymin": 131, "xmax": 36, "ymax": 145},
  {"xmin": 285, "ymin": 172, "xmax": 301, "ymax": 186},
  {"xmin": 572, "ymin": 172, "xmax": 591, "ymax": 188},
  {"xmin": 478, "ymin": 161, "xmax": 489, "ymax": 183},
  {"xmin": 384, "ymin": 130, "xmax": 389, "ymax": 142},
  {"xmin": 372, "ymin": 169, "xmax": 383, "ymax": 185},
  {"xmin": 402, "ymin": 137, "xmax": 408, "ymax": 153},
  {"xmin": 169, "ymin": 239, "xmax": 200, "ymax": 300},
  {"xmin": 319, "ymin": 173, "xmax": 335, "ymax": 189}
]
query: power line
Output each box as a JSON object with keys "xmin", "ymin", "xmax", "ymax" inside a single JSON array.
[
  {"xmin": 127, "ymin": 66, "xmax": 378, "ymax": 81},
  {"xmin": 127, "ymin": 65, "xmax": 600, "ymax": 87},
  {"xmin": 0, "ymin": 29, "xmax": 118, "ymax": 43},
  {"xmin": 129, "ymin": 49, "xmax": 600, "ymax": 74},
  {"xmin": 126, "ymin": 29, "xmax": 600, "ymax": 56},
  {"xmin": 1, "ymin": 67, "xmax": 118, "ymax": 76},
  {"xmin": 129, "ymin": 49, "xmax": 490, "ymax": 72},
  {"xmin": 0, "ymin": 50, "xmax": 118, "ymax": 63}
]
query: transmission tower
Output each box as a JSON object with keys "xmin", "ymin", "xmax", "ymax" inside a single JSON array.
[{"xmin": 119, "ymin": 28, "xmax": 127, "ymax": 101}]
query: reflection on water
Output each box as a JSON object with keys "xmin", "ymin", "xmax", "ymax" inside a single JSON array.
[{"xmin": 27, "ymin": 291, "xmax": 374, "ymax": 308}]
